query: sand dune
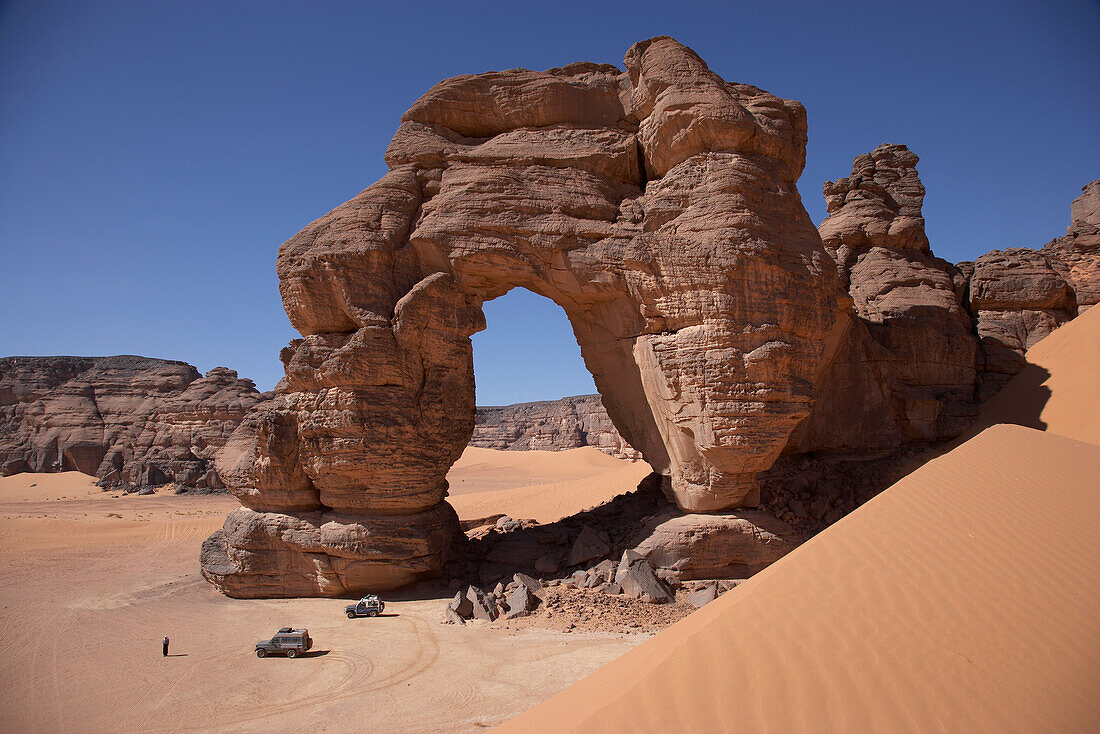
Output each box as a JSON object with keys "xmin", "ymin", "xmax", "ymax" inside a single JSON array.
[
  {"xmin": 0, "ymin": 470, "xmax": 103, "ymax": 502},
  {"xmin": 497, "ymin": 424, "xmax": 1100, "ymax": 733},
  {"xmin": 445, "ymin": 446, "xmax": 652, "ymax": 524},
  {"xmin": 966, "ymin": 303, "xmax": 1100, "ymax": 446},
  {"xmin": 447, "ymin": 446, "xmax": 644, "ymax": 494}
]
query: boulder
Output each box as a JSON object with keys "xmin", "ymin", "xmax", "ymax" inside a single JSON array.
[
  {"xmin": 687, "ymin": 582, "xmax": 719, "ymax": 608},
  {"xmin": 631, "ymin": 511, "xmax": 799, "ymax": 582},
  {"xmin": 615, "ymin": 550, "xmax": 673, "ymax": 603},
  {"xmin": 448, "ymin": 590, "xmax": 473, "ymax": 618},
  {"xmin": 504, "ymin": 585, "xmax": 538, "ymax": 619},
  {"xmin": 513, "ymin": 572, "xmax": 541, "ymax": 591},
  {"xmin": 465, "ymin": 585, "xmax": 499, "ymax": 622},
  {"xmin": 566, "ymin": 526, "xmax": 611, "ymax": 567}
]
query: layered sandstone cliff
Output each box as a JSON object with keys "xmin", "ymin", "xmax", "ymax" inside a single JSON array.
[
  {"xmin": 788, "ymin": 144, "xmax": 978, "ymax": 452},
  {"xmin": 471, "ymin": 395, "xmax": 641, "ymax": 459},
  {"xmin": 202, "ymin": 36, "xmax": 843, "ymax": 597},
  {"xmin": 0, "ymin": 356, "xmax": 266, "ymax": 491},
  {"xmin": 788, "ymin": 148, "xmax": 1097, "ymax": 456},
  {"xmin": 960, "ymin": 180, "xmax": 1098, "ymax": 397}
]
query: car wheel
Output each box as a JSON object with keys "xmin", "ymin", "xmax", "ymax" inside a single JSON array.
[
  {"xmin": 347, "ymin": 611, "xmax": 356, "ymax": 619},
  {"xmin": 368, "ymin": 610, "xmax": 378, "ymax": 617},
  {"xmin": 256, "ymin": 649, "xmax": 266, "ymax": 658},
  {"xmin": 286, "ymin": 649, "xmax": 297, "ymax": 659}
]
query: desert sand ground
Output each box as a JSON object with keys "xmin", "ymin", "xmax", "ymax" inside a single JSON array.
[
  {"xmin": 447, "ymin": 446, "xmax": 652, "ymax": 523},
  {"xmin": 0, "ymin": 451, "xmax": 649, "ymax": 733}
]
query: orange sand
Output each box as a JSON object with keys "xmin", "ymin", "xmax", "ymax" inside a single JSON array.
[
  {"xmin": 0, "ymin": 451, "xmax": 650, "ymax": 732},
  {"xmin": 497, "ymin": 424, "xmax": 1100, "ymax": 733},
  {"xmin": 447, "ymin": 446, "xmax": 651, "ymax": 523}
]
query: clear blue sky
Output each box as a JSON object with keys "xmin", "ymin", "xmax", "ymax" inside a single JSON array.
[{"xmin": 2, "ymin": 1, "xmax": 1097, "ymax": 404}]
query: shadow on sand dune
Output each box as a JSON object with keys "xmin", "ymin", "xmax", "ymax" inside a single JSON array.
[{"xmin": 960, "ymin": 363, "xmax": 1052, "ymax": 440}]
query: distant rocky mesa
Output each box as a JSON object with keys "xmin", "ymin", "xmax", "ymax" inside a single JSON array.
[
  {"xmin": 471, "ymin": 395, "xmax": 642, "ymax": 459},
  {"xmin": 0, "ymin": 356, "xmax": 266, "ymax": 492}
]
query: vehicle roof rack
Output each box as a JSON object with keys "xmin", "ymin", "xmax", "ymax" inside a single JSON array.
[{"xmin": 278, "ymin": 627, "xmax": 294, "ymax": 633}]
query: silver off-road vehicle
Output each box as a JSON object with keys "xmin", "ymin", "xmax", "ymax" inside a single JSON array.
[
  {"xmin": 255, "ymin": 627, "xmax": 312, "ymax": 658},
  {"xmin": 345, "ymin": 594, "xmax": 385, "ymax": 618}
]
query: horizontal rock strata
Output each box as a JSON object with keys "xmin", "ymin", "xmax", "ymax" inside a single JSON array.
[
  {"xmin": 0, "ymin": 356, "xmax": 266, "ymax": 492},
  {"xmin": 471, "ymin": 395, "xmax": 641, "ymax": 459}
]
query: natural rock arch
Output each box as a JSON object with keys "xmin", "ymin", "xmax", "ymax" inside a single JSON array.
[{"xmin": 201, "ymin": 37, "xmax": 842, "ymax": 597}]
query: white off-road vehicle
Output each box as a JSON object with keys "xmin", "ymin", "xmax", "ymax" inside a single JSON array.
[{"xmin": 345, "ymin": 594, "xmax": 385, "ymax": 618}]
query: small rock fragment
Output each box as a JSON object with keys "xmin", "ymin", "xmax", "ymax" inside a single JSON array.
[{"xmin": 615, "ymin": 552, "xmax": 673, "ymax": 603}]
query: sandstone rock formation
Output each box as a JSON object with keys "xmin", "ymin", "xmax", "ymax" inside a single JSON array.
[
  {"xmin": 630, "ymin": 509, "xmax": 799, "ymax": 581},
  {"xmin": 787, "ymin": 149, "xmax": 1096, "ymax": 455},
  {"xmin": 1044, "ymin": 179, "xmax": 1100, "ymax": 309},
  {"xmin": 959, "ymin": 179, "xmax": 1097, "ymax": 398},
  {"xmin": 790, "ymin": 144, "xmax": 978, "ymax": 452},
  {"xmin": 963, "ymin": 248, "xmax": 1077, "ymax": 397},
  {"xmin": 0, "ymin": 356, "xmax": 265, "ymax": 491},
  {"xmin": 471, "ymin": 395, "xmax": 641, "ymax": 459},
  {"xmin": 203, "ymin": 36, "xmax": 843, "ymax": 597}
]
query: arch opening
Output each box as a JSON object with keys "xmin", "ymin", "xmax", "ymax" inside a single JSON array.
[{"xmin": 449, "ymin": 286, "xmax": 654, "ymax": 530}]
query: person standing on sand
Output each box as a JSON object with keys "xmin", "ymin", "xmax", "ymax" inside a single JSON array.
[{"xmin": 162, "ymin": 636, "xmax": 169, "ymax": 656}]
